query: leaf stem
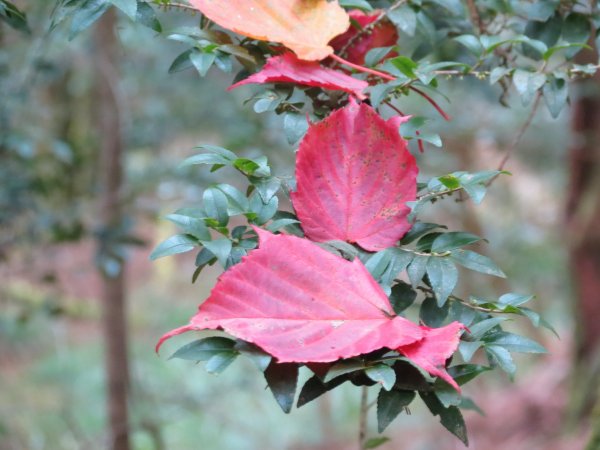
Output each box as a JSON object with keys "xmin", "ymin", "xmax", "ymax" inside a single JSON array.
[
  {"xmin": 408, "ymin": 86, "xmax": 451, "ymax": 121},
  {"xmin": 359, "ymin": 386, "xmax": 369, "ymax": 450},
  {"xmin": 330, "ymin": 53, "xmax": 395, "ymax": 81}
]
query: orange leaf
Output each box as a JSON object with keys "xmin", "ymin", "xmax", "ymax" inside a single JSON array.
[{"xmin": 189, "ymin": 0, "xmax": 350, "ymax": 61}]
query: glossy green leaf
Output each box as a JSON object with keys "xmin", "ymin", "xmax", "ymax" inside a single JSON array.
[
  {"xmin": 201, "ymin": 238, "xmax": 232, "ymax": 268},
  {"xmin": 150, "ymin": 234, "xmax": 197, "ymax": 260},
  {"xmin": 420, "ymin": 392, "xmax": 468, "ymax": 445},
  {"xmin": 264, "ymin": 362, "xmax": 298, "ymax": 414},
  {"xmin": 426, "ymin": 257, "xmax": 458, "ymax": 306},
  {"xmin": 169, "ymin": 337, "xmax": 236, "ymax": 361},
  {"xmin": 204, "ymin": 187, "xmax": 230, "ymax": 225},
  {"xmin": 366, "ymin": 364, "xmax": 396, "ymax": 391},
  {"xmin": 432, "ymin": 232, "xmax": 483, "ymax": 253},
  {"xmin": 450, "ymin": 250, "xmax": 506, "ymax": 278},
  {"xmin": 377, "ymin": 389, "xmax": 415, "ymax": 432},
  {"xmin": 165, "ymin": 214, "xmax": 211, "ymax": 241}
]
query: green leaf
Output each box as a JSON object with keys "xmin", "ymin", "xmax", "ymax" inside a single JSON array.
[
  {"xmin": 402, "ymin": 223, "xmax": 445, "ymax": 245},
  {"xmin": 489, "ymin": 67, "xmax": 510, "ymax": 85},
  {"xmin": 459, "ymin": 341, "xmax": 482, "ymax": 363},
  {"xmin": 366, "ymin": 364, "xmax": 396, "ymax": 391},
  {"xmin": 365, "ymin": 437, "xmax": 391, "ymax": 449},
  {"xmin": 388, "ymin": 5, "xmax": 417, "ymax": 36},
  {"xmin": 203, "ymin": 187, "xmax": 229, "ymax": 226},
  {"xmin": 377, "ymin": 389, "xmax": 415, "ymax": 432},
  {"xmin": 109, "ymin": 0, "xmax": 137, "ymax": 20},
  {"xmin": 190, "ymin": 50, "xmax": 216, "ymax": 77},
  {"xmin": 264, "ymin": 362, "xmax": 298, "ymax": 414},
  {"xmin": 234, "ymin": 341, "xmax": 271, "ymax": 372},
  {"xmin": 468, "ymin": 318, "xmax": 507, "ymax": 340},
  {"xmin": 150, "ymin": 234, "xmax": 197, "ymax": 260},
  {"xmin": 169, "ymin": 337, "xmax": 236, "ymax": 361},
  {"xmin": 562, "ymin": 13, "xmax": 591, "ymax": 58},
  {"xmin": 266, "ymin": 218, "xmax": 300, "ymax": 232},
  {"xmin": 420, "ymin": 296, "xmax": 449, "ymax": 328},
  {"xmin": 165, "ymin": 214, "xmax": 211, "ymax": 241},
  {"xmin": 136, "ymin": 1, "xmax": 161, "ymax": 32},
  {"xmin": 339, "ymin": 0, "xmax": 373, "ymax": 11},
  {"xmin": 454, "ymin": 34, "xmax": 483, "ymax": 55},
  {"xmin": 543, "ymin": 75, "xmax": 568, "ymax": 118},
  {"xmin": 484, "ymin": 332, "xmax": 546, "ymax": 353},
  {"xmin": 283, "ymin": 112, "xmax": 309, "ymax": 145},
  {"xmin": 205, "ymin": 351, "xmax": 238, "ymax": 374},
  {"xmin": 432, "ymin": 232, "xmax": 483, "ymax": 253},
  {"xmin": 69, "ymin": 0, "xmax": 110, "ymax": 40},
  {"xmin": 447, "ymin": 364, "xmax": 491, "ymax": 386},
  {"xmin": 365, "ymin": 46, "xmax": 395, "ymax": 67},
  {"xmin": 180, "ymin": 152, "xmax": 231, "ymax": 167},
  {"xmin": 251, "ymin": 177, "xmax": 281, "ymax": 202},
  {"xmin": 216, "ymin": 184, "xmax": 249, "ymax": 215},
  {"xmin": 389, "ymin": 282, "xmax": 417, "ymax": 314},
  {"xmin": 249, "ymin": 192, "xmax": 278, "ymax": 225},
  {"xmin": 388, "ymin": 56, "xmax": 418, "ymax": 79},
  {"xmin": 420, "ymin": 392, "xmax": 469, "ymax": 445},
  {"xmin": 365, "ymin": 250, "xmax": 394, "ymax": 280},
  {"xmin": 485, "ymin": 345, "xmax": 515, "ymax": 376},
  {"xmin": 513, "ymin": 69, "xmax": 546, "ymax": 105},
  {"xmin": 297, "ymin": 375, "xmax": 348, "ymax": 407},
  {"xmin": 201, "ymin": 238, "xmax": 232, "ymax": 268},
  {"xmin": 168, "ymin": 49, "xmax": 194, "ymax": 73},
  {"xmin": 450, "ymin": 250, "xmax": 506, "ymax": 278},
  {"xmin": 324, "ymin": 359, "xmax": 365, "ymax": 382},
  {"xmin": 407, "ymin": 255, "xmax": 429, "ymax": 287},
  {"xmin": 498, "ymin": 293, "xmax": 534, "ymax": 307},
  {"xmin": 0, "ymin": 0, "xmax": 29, "ymax": 33},
  {"xmin": 426, "ymin": 257, "xmax": 458, "ymax": 306}
]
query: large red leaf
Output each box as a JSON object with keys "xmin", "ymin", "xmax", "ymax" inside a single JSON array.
[
  {"xmin": 291, "ymin": 99, "xmax": 417, "ymax": 251},
  {"xmin": 228, "ymin": 53, "xmax": 368, "ymax": 99},
  {"xmin": 330, "ymin": 10, "xmax": 398, "ymax": 65},
  {"xmin": 158, "ymin": 229, "xmax": 464, "ymax": 390},
  {"xmin": 189, "ymin": 0, "xmax": 350, "ymax": 61},
  {"xmin": 158, "ymin": 228, "xmax": 424, "ymax": 362}
]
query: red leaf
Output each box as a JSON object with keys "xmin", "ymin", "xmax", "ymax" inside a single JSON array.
[
  {"xmin": 291, "ymin": 99, "xmax": 417, "ymax": 251},
  {"xmin": 189, "ymin": 0, "xmax": 350, "ymax": 61},
  {"xmin": 330, "ymin": 10, "xmax": 398, "ymax": 65},
  {"xmin": 158, "ymin": 230, "xmax": 465, "ymax": 390},
  {"xmin": 228, "ymin": 53, "xmax": 368, "ymax": 100},
  {"xmin": 158, "ymin": 229, "xmax": 424, "ymax": 362},
  {"xmin": 399, "ymin": 322, "xmax": 466, "ymax": 392}
]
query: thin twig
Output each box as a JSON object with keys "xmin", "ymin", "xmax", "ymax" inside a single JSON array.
[
  {"xmin": 486, "ymin": 90, "xmax": 542, "ymax": 187},
  {"xmin": 416, "ymin": 187, "xmax": 463, "ymax": 202},
  {"xmin": 359, "ymin": 386, "xmax": 369, "ymax": 450},
  {"xmin": 162, "ymin": 2, "xmax": 198, "ymax": 13},
  {"xmin": 465, "ymin": 0, "xmax": 485, "ymax": 35},
  {"xmin": 338, "ymin": 0, "xmax": 408, "ymax": 58}
]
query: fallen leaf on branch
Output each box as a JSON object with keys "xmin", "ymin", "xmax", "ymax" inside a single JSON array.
[
  {"xmin": 158, "ymin": 229, "xmax": 464, "ymax": 390},
  {"xmin": 291, "ymin": 98, "xmax": 417, "ymax": 251},
  {"xmin": 189, "ymin": 0, "xmax": 350, "ymax": 61},
  {"xmin": 229, "ymin": 53, "xmax": 368, "ymax": 99}
]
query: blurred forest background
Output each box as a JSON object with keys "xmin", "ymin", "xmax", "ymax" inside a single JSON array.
[{"xmin": 1, "ymin": 1, "xmax": 600, "ymax": 449}]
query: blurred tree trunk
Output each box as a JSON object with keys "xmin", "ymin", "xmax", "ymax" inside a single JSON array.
[
  {"xmin": 94, "ymin": 9, "xmax": 131, "ymax": 450},
  {"xmin": 566, "ymin": 27, "xmax": 600, "ymax": 440}
]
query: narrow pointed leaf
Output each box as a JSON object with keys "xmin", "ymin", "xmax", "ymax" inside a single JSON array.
[
  {"xmin": 229, "ymin": 53, "xmax": 368, "ymax": 99},
  {"xmin": 291, "ymin": 100, "xmax": 417, "ymax": 251},
  {"xmin": 189, "ymin": 0, "xmax": 350, "ymax": 61},
  {"xmin": 377, "ymin": 389, "xmax": 415, "ymax": 432},
  {"xmin": 264, "ymin": 362, "xmax": 298, "ymax": 413}
]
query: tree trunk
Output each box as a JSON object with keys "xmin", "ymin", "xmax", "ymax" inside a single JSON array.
[{"xmin": 94, "ymin": 9, "xmax": 131, "ymax": 450}]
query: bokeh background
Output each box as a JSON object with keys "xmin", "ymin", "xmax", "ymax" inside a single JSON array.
[{"xmin": 1, "ymin": 2, "xmax": 599, "ymax": 450}]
